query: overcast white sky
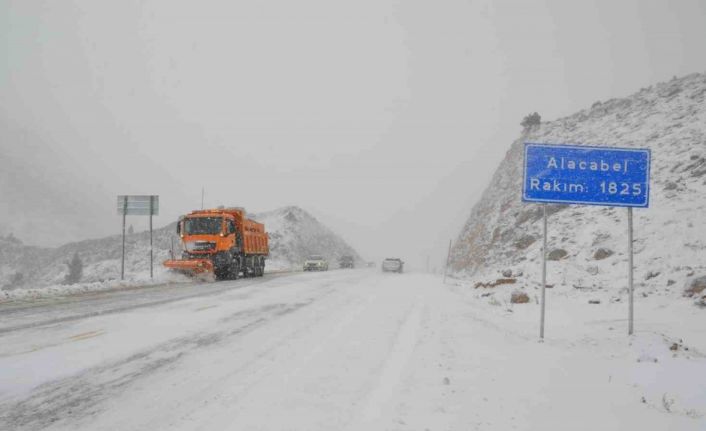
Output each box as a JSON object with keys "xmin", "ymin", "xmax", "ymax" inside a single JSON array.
[{"xmin": 2, "ymin": 0, "xmax": 706, "ymax": 267}]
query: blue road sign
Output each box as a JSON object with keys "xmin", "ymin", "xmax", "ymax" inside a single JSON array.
[{"xmin": 522, "ymin": 143, "xmax": 651, "ymax": 207}]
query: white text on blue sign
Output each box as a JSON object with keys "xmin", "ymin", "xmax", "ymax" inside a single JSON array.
[{"xmin": 522, "ymin": 143, "xmax": 650, "ymax": 207}]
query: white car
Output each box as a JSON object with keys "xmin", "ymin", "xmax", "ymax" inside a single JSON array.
[
  {"xmin": 382, "ymin": 258, "xmax": 404, "ymax": 273},
  {"xmin": 303, "ymin": 255, "xmax": 329, "ymax": 271}
]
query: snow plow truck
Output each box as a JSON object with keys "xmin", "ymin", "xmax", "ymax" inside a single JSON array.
[{"xmin": 163, "ymin": 207, "xmax": 268, "ymax": 280}]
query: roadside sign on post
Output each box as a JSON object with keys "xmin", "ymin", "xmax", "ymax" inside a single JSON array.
[
  {"xmin": 117, "ymin": 195, "xmax": 160, "ymax": 216},
  {"xmin": 117, "ymin": 195, "xmax": 159, "ymax": 280},
  {"xmin": 523, "ymin": 143, "xmax": 650, "ymax": 207},
  {"xmin": 522, "ymin": 143, "xmax": 650, "ymax": 338}
]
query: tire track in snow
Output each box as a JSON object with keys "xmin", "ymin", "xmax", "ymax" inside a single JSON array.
[{"xmin": 354, "ymin": 294, "xmax": 424, "ymax": 428}]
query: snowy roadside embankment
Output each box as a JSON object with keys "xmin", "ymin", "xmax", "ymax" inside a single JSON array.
[
  {"xmin": 0, "ymin": 262, "xmax": 306, "ymax": 303},
  {"xmin": 443, "ymin": 275, "xmax": 706, "ymax": 422},
  {"xmin": 0, "ymin": 266, "xmax": 193, "ymax": 303}
]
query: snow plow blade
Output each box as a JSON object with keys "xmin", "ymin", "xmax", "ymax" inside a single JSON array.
[{"xmin": 163, "ymin": 259, "xmax": 214, "ymax": 275}]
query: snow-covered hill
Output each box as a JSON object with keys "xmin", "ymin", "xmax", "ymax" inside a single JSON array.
[
  {"xmin": 251, "ymin": 206, "xmax": 361, "ymax": 269},
  {"xmin": 450, "ymin": 72, "xmax": 706, "ymax": 304},
  {"xmin": 0, "ymin": 205, "xmax": 361, "ymax": 292},
  {"xmin": 0, "ymin": 223, "xmax": 181, "ymax": 291}
]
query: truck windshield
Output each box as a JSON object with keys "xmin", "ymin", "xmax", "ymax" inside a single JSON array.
[{"xmin": 184, "ymin": 217, "xmax": 222, "ymax": 235}]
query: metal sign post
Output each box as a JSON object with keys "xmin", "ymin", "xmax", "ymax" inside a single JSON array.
[
  {"xmin": 117, "ymin": 195, "xmax": 159, "ymax": 281},
  {"xmin": 540, "ymin": 204, "xmax": 547, "ymax": 339},
  {"xmin": 443, "ymin": 239, "xmax": 452, "ymax": 284},
  {"xmin": 121, "ymin": 198, "xmax": 127, "ymax": 280},
  {"xmin": 150, "ymin": 196, "xmax": 154, "ymax": 279},
  {"xmin": 628, "ymin": 207, "xmax": 634, "ymax": 335},
  {"xmin": 522, "ymin": 143, "xmax": 650, "ymax": 338}
]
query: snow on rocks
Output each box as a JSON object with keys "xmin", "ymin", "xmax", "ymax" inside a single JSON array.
[
  {"xmin": 449, "ymin": 72, "xmax": 706, "ymax": 312},
  {"xmin": 510, "ymin": 290, "xmax": 530, "ymax": 304},
  {"xmin": 683, "ymin": 275, "xmax": 706, "ymax": 297},
  {"xmin": 251, "ymin": 206, "xmax": 361, "ymax": 269}
]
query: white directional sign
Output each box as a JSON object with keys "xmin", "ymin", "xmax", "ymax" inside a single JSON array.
[
  {"xmin": 117, "ymin": 195, "xmax": 159, "ymax": 216},
  {"xmin": 117, "ymin": 195, "xmax": 159, "ymax": 280}
]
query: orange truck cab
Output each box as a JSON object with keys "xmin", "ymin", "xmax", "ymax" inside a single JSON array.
[{"xmin": 164, "ymin": 207, "xmax": 269, "ymax": 280}]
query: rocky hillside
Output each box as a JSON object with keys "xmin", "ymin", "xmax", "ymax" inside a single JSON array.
[
  {"xmin": 0, "ymin": 206, "xmax": 361, "ymax": 289},
  {"xmin": 450, "ymin": 73, "xmax": 706, "ymax": 300},
  {"xmin": 251, "ymin": 206, "xmax": 361, "ymax": 268}
]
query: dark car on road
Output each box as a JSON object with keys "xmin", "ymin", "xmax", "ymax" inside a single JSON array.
[
  {"xmin": 338, "ymin": 255, "xmax": 355, "ymax": 269},
  {"xmin": 381, "ymin": 258, "xmax": 404, "ymax": 273}
]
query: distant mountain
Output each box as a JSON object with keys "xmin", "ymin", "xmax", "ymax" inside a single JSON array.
[
  {"xmin": 0, "ymin": 205, "xmax": 361, "ymax": 289},
  {"xmin": 251, "ymin": 206, "xmax": 361, "ymax": 268},
  {"xmin": 450, "ymin": 73, "xmax": 706, "ymax": 296}
]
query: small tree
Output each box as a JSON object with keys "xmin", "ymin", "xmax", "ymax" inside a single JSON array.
[
  {"xmin": 521, "ymin": 112, "xmax": 541, "ymax": 130},
  {"xmin": 64, "ymin": 252, "xmax": 83, "ymax": 285},
  {"xmin": 128, "ymin": 225, "xmax": 134, "ymax": 235}
]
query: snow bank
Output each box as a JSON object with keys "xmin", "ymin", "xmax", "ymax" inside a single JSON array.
[{"xmin": 0, "ymin": 266, "xmax": 192, "ymax": 302}]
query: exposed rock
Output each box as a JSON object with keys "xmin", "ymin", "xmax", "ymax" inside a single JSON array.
[
  {"xmin": 644, "ymin": 271, "xmax": 661, "ymax": 280},
  {"xmin": 510, "ymin": 291, "xmax": 530, "ymax": 304},
  {"xmin": 514, "ymin": 235, "xmax": 537, "ymax": 250},
  {"xmin": 667, "ymin": 279, "xmax": 676, "ymax": 286},
  {"xmin": 501, "ymin": 269, "xmax": 513, "ymax": 278},
  {"xmin": 663, "ymin": 181, "xmax": 678, "ymax": 191},
  {"xmin": 547, "ymin": 249, "xmax": 568, "ymax": 261},
  {"xmin": 474, "ymin": 278, "xmax": 517, "ymax": 289},
  {"xmin": 514, "ymin": 207, "xmax": 542, "ymax": 226},
  {"xmin": 586, "ymin": 266, "xmax": 599, "ymax": 275},
  {"xmin": 591, "ymin": 232, "xmax": 610, "ymax": 246},
  {"xmin": 593, "ymin": 248, "xmax": 614, "ymax": 260},
  {"xmin": 684, "ymin": 276, "xmax": 706, "ymax": 297}
]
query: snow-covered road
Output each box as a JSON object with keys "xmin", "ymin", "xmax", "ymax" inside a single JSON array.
[{"xmin": 0, "ymin": 270, "xmax": 703, "ymax": 430}]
